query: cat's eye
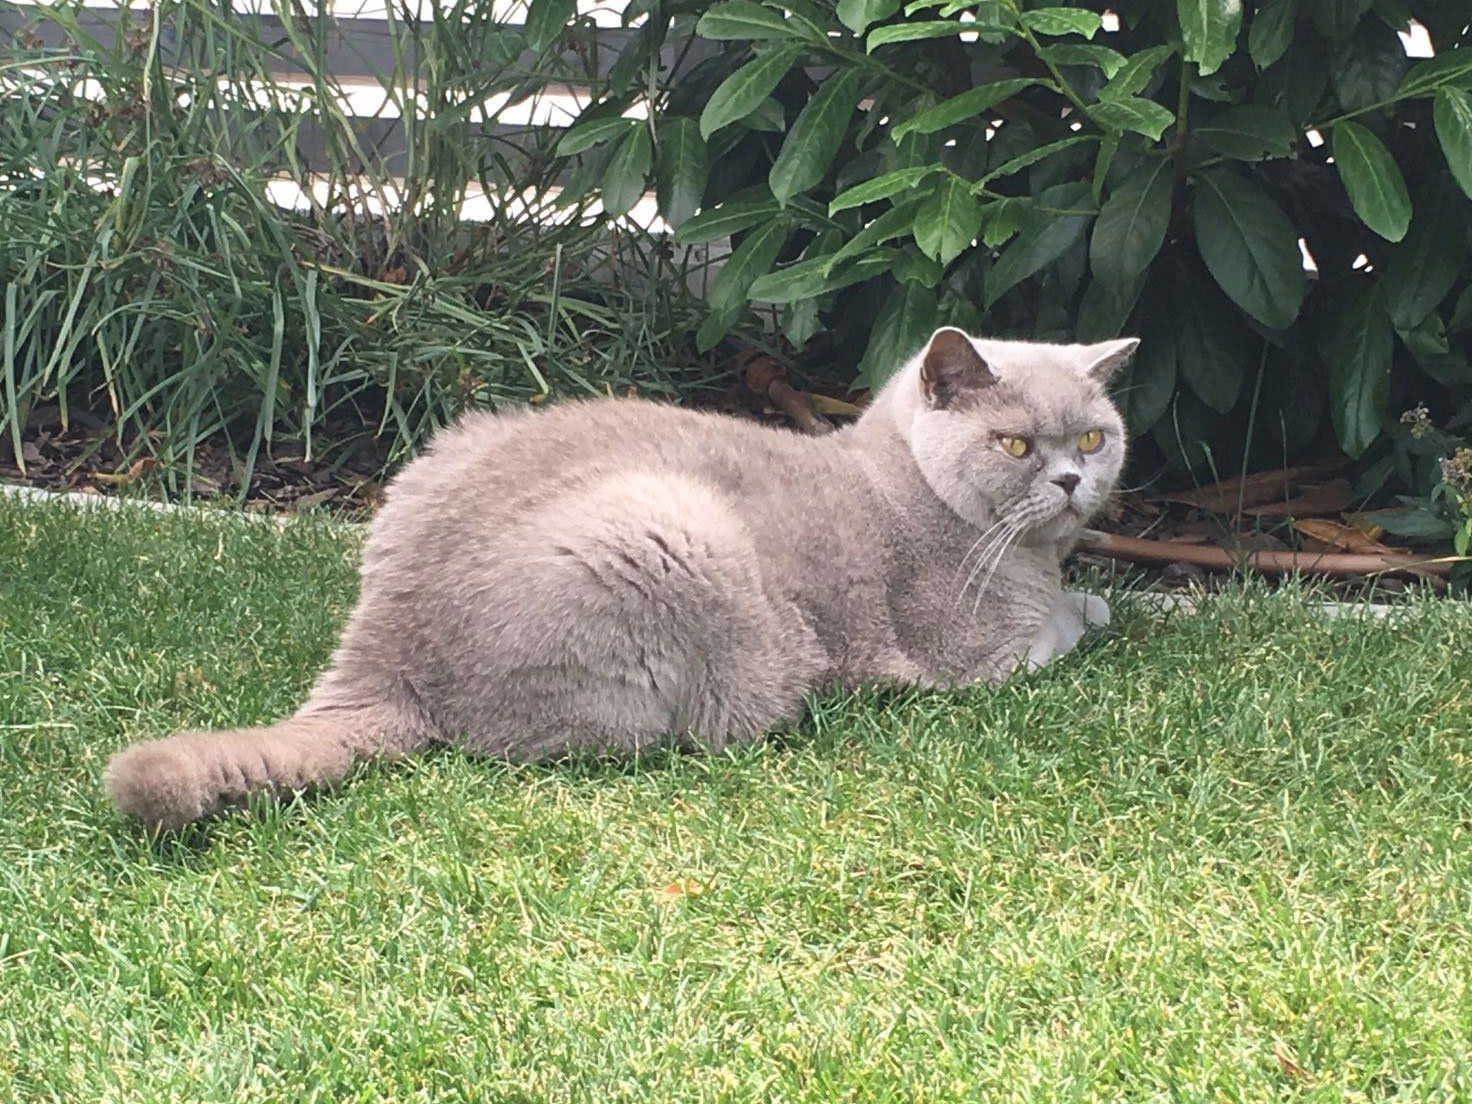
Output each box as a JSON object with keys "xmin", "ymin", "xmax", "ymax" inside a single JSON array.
[
  {"xmin": 999, "ymin": 435, "xmax": 1032, "ymax": 459},
  {"xmin": 1077, "ymin": 429, "xmax": 1104, "ymax": 454}
]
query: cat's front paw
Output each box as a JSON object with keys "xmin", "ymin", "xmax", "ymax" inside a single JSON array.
[
  {"xmin": 1069, "ymin": 590, "xmax": 1110, "ymax": 629},
  {"xmin": 1023, "ymin": 590, "xmax": 1108, "ymax": 671}
]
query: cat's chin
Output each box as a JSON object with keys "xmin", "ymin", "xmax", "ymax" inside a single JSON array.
[{"xmin": 1018, "ymin": 508, "xmax": 1087, "ymax": 545}]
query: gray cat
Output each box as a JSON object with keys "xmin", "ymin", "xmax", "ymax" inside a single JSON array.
[{"xmin": 106, "ymin": 327, "xmax": 1135, "ymax": 830}]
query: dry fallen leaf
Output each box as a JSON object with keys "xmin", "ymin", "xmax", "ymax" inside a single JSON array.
[
  {"xmin": 658, "ymin": 879, "xmax": 705, "ymax": 900},
  {"xmin": 91, "ymin": 457, "xmax": 158, "ymax": 486},
  {"xmin": 1273, "ymin": 1045, "xmax": 1312, "ymax": 1082},
  {"xmin": 1294, "ymin": 518, "xmax": 1392, "ymax": 555},
  {"xmin": 808, "ymin": 393, "xmax": 865, "ymax": 417},
  {"xmin": 1149, "ymin": 459, "xmax": 1344, "ymax": 513},
  {"xmin": 292, "ymin": 487, "xmax": 339, "ymax": 511},
  {"xmin": 1243, "ymin": 479, "xmax": 1354, "ymax": 518}
]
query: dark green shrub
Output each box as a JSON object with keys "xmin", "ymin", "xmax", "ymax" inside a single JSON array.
[{"xmin": 556, "ymin": 0, "xmax": 1472, "ymax": 501}]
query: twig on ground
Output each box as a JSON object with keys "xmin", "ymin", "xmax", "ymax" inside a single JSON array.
[
  {"xmin": 737, "ymin": 351, "xmax": 833, "ymax": 436},
  {"xmin": 1079, "ymin": 529, "xmax": 1452, "ymax": 586}
]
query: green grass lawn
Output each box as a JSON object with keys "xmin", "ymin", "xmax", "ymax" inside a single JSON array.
[{"xmin": 2, "ymin": 494, "xmax": 1471, "ymax": 1102}]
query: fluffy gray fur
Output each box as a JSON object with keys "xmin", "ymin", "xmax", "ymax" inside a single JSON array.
[{"xmin": 105, "ymin": 328, "xmax": 1136, "ymax": 830}]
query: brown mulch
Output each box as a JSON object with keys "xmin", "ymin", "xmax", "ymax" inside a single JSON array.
[{"xmin": 4, "ymin": 402, "xmax": 389, "ymax": 518}]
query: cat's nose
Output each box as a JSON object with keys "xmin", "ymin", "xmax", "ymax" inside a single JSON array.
[{"xmin": 1052, "ymin": 473, "xmax": 1081, "ymax": 496}]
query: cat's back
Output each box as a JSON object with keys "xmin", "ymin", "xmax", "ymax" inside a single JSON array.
[{"xmin": 370, "ymin": 397, "xmax": 821, "ymax": 551}]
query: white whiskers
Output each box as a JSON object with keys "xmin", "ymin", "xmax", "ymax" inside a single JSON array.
[
  {"xmin": 957, "ymin": 519, "xmax": 1017, "ymax": 608},
  {"xmin": 953, "ymin": 518, "xmax": 1008, "ymax": 591},
  {"xmin": 969, "ymin": 524, "xmax": 1022, "ymax": 614}
]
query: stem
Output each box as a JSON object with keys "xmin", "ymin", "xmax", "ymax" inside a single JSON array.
[
  {"xmin": 1078, "ymin": 529, "xmax": 1454, "ymax": 582},
  {"xmin": 1016, "ymin": 23, "xmax": 1091, "ymax": 119},
  {"xmin": 1309, "ymin": 93, "xmax": 1415, "ymax": 132},
  {"xmin": 1169, "ymin": 57, "xmax": 1193, "ymax": 200},
  {"xmin": 824, "ymin": 40, "xmax": 937, "ymax": 98},
  {"xmin": 948, "ymin": 169, "xmax": 1096, "ymax": 215}
]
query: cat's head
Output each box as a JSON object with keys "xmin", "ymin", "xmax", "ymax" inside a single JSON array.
[{"xmin": 891, "ymin": 328, "xmax": 1135, "ymax": 541}]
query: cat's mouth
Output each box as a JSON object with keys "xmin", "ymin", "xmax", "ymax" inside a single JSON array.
[{"xmin": 1004, "ymin": 496, "xmax": 1080, "ymax": 538}]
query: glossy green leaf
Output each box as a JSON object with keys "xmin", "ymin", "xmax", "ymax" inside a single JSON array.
[
  {"xmin": 1330, "ymin": 23, "xmax": 1409, "ymax": 112},
  {"xmin": 984, "ymin": 196, "xmax": 1093, "ymax": 308},
  {"xmin": 655, "ymin": 118, "xmax": 708, "ymax": 230},
  {"xmin": 769, "ymin": 70, "xmax": 863, "ymax": 204},
  {"xmin": 1247, "ymin": 0, "xmax": 1296, "ymax": 69},
  {"xmin": 1332, "ymin": 121, "xmax": 1412, "ymax": 241},
  {"xmin": 699, "ymin": 46, "xmax": 801, "ymax": 138},
  {"xmin": 1102, "ymin": 45, "xmax": 1175, "ymax": 99},
  {"xmin": 1399, "ymin": 50, "xmax": 1472, "ymax": 99},
  {"xmin": 943, "ymin": 0, "xmax": 1013, "ymax": 28},
  {"xmin": 558, "ymin": 115, "xmax": 637, "ymax": 155},
  {"xmin": 747, "ymin": 254, "xmax": 837, "ymax": 303},
  {"xmin": 978, "ymin": 135, "xmax": 1092, "ymax": 185},
  {"xmin": 890, "ymin": 79, "xmax": 1042, "ymax": 143},
  {"xmin": 1175, "ymin": 293, "xmax": 1248, "ymax": 413},
  {"xmin": 1087, "ymin": 96, "xmax": 1175, "ymax": 140},
  {"xmin": 1091, "ymin": 135, "xmax": 1119, "ymax": 204},
  {"xmin": 695, "ymin": 305, "xmax": 741, "ymax": 353},
  {"xmin": 782, "ymin": 297, "xmax": 820, "ymax": 346},
  {"xmin": 1076, "ymin": 275, "xmax": 1142, "ymax": 342},
  {"xmin": 914, "ymin": 175, "xmax": 983, "ymax": 265},
  {"xmin": 674, "ymin": 196, "xmax": 781, "ymax": 244},
  {"xmin": 857, "ymin": 280, "xmax": 937, "ymax": 387},
  {"xmin": 1396, "ymin": 312, "xmax": 1470, "ymax": 386},
  {"xmin": 749, "ymin": 249, "xmax": 894, "ymax": 301},
  {"xmin": 1327, "ymin": 286, "xmax": 1393, "ymax": 457},
  {"xmin": 1177, "ymin": 0, "xmax": 1243, "ymax": 76},
  {"xmin": 697, "ymin": 1, "xmax": 805, "ymax": 40},
  {"xmin": 1018, "ymin": 7, "xmax": 1101, "ymax": 37},
  {"xmin": 1113, "ymin": 319, "xmax": 1176, "ymax": 432},
  {"xmin": 1192, "ymin": 168, "xmax": 1305, "ymax": 329},
  {"xmin": 867, "ymin": 19, "xmax": 998, "ymax": 49},
  {"xmin": 698, "ymin": 219, "xmax": 789, "ymax": 349},
  {"xmin": 830, "ymin": 165, "xmax": 939, "ymax": 213},
  {"xmin": 825, "ymin": 198, "xmax": 921, "ymax": 271},
  {"xmin": 1037, "ymin": 44, "xmax": 1127, "ymax": 78},
  {"xmin": 556, "ymin": 138, "xmax": 617, "ymax": 208},
  {"xmin": 1359, "ymin": 507, "xmax": 1456, "ymax": 540},
  {"xmin": 892, "ymin": 247, "xmax": 942, "ymax": 286},
  {"xmin": 1373, "ymin": 0, "xmax": 1413, "ymax": 35},
  {"xmin": 1385, "ymin": 182, "xmax": 1467, "ymax": 330},
  {"xmin": 525, "ymin": 0, "xmax": 576, "ymax": 52},
  {"xmin": 1194, "ymin": 105, "xmax": 1296, "ymax": 160},
  {"xmin": 1434, "ymin": 87, "xmax": 1472, "ymax": 200},
  {"xmin": 1451, "ymin": 286, "xmax": 1472, "ymax": 334},
  {"xmin": 1310, "ymin": 0, "xmax": 1371, "ymax": 40},
  {"xmin": 980, "ymin": 197, "xmax": 1028, "ymax": 247},
  {"xmin": 602, "ymin": 126, "xmax": 652, "ymax": 218},
  {"xmin": 745, "ymin": 97, "xmax": 788, "ymax": 133},
  {"xmin": 836, "ymin": 0, "xmax": 900, "ymax": 34},
  {"xmin": 1090, "ymin": 160, "xmax": 1172, "ymax": 294},
  {"xmin": 1267, "ymin": 36, "xmax": 1330, "ymax": 123}
]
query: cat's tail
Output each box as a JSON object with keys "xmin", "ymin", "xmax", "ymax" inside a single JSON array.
[{"xmin": 105, "ymin": 699, "xmax": 431, "ymax": 832}]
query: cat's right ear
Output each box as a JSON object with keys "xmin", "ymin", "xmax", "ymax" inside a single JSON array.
[{"xmin": 919, "ymin": 327, "xmax": 996, "ymax": 409}]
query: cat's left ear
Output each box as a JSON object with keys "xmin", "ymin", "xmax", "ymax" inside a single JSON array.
[
  {"xmin": 1082, "ymin": 338, "xmax": 1140, "ymax": 382},
  {"xmin": 920, "ymin": 327, "xmax": 996, "ymax": 408}
]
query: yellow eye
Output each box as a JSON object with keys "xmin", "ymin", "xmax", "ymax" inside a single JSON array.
[
  {"xmin": 999, "ymin": 435, "xmax": 1032, "ymax": 458},
  {"xmin": 1078, "ymin": 429, "xmax": 1104, "ymax": 454}
]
